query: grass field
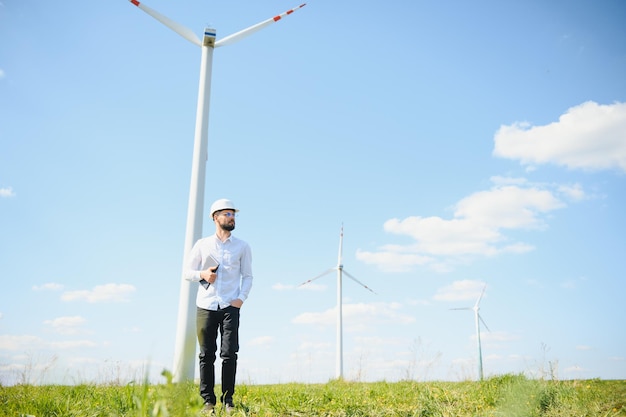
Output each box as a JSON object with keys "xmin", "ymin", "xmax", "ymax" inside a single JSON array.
[{"xmin": 1, "ymin": 374, "xmax": 625, "ymax": 417}]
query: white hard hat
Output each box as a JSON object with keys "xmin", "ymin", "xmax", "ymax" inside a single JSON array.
[{"xmin": 210, "ymin": 198, "xmax": 239, "ymax": 218}]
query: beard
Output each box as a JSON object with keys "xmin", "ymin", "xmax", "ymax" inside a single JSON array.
[{"xmin": 219, "ymin": 221, "xmax": 235, "ymax": 232}]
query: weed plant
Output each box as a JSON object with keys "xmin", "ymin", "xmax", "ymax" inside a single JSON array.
[{"xmin": 1, "ymin": 374, "xmax": 624, "ymax": 417}]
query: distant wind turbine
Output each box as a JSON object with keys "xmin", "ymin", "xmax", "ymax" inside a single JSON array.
[
  {"xmin": 128, "ymin": 0, "xmax": 306, "ymax": 383},
  {"xmin": 298, "ymin": 225, "xmax": 376, "ymax": 379},
  {"xmin": 451, "ymin": 284, "xmax": 490, "ymax": 380}
]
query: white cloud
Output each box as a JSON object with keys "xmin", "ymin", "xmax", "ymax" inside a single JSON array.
[
  {"xmin": 272, "ymin": 283, "xmax": 294, "ymax": 290},
  {"xmin": 48, "ymin": 340, "xmax": 97, "ymax": 349},
  {"xmin": 33, "ymin": 283, "xmax": 64, "ymax": 291},
  {"xmin": 560, "ymin": 275, "xmax": 587, "ymax": 290},
  {"xmin": 43, "ymin": 316, "xmax": 87, "ymax": 335},
  {"xmin": 454, "ymin": 186, "xmax": 564, "ymax": 230},
  {"xmin": 0, "ymin": 186, "xmax": 15, "ymax": 198},
  {"xmin": 249, "ymin": 336, "xmax": 273, "ymax": 347},
  {"xmin": 292, "ymin": 310, "xmax": 333, "ymax": 326},
  {"xmin": 433, "ymin": 280, "xmax": 486, "ymax": 302},
  {"xmin": 292, "ymin": 302, "xmax": 415, "ymax": 331},
  {"xmin": 0, "ymin": 69, "xmax": 5, "ymax": 79},
  {"xmin": 0, "ymin": 335, "xmax": 42, "ymax": 351},
  {"xmin": 61, "ymin": 283, "xmax": 136, "ymax": 303},
  {"xmin": 356, "ymin": 249, "xmax": 433, "ymax": 273},
  {"xmin": 560, "ymin": 280, "xmax": 577, "ymax": 289},
  {"xmin": 0, "ymin": 334, "xmax": 97, "ymax": 352},
  {"xmin": 357, "ymin": 181, "xmax": 565, "ymax": 272},
  {"xmin": 493, "ymin": 101, "xmax": 626, "ymax": 172},
  {"xmin": 295, "ymin": 341, "xmax": 331, "ymax": 352},
  {"xmin": 557, "ymin": 183, "xmax": 586, "ymax": 201},
  {"xmin": 481, "ymin": 332, "xmax": 521, "ymax": 343},
  {"xmin": 296, "ymin": 282, "xmax": 327, "ymax": 291}
]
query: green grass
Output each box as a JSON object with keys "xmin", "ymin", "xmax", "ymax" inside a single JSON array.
[{"xmin": 1, "ymin": 374, "xmax": 624, "ymax": 417}]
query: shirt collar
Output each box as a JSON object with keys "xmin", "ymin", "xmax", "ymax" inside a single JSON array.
[{"xmin": 213, "ymin": 233, "xmax": 233, "ymax": 243}]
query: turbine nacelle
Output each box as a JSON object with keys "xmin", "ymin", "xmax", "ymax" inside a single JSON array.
[{"xmin": 203, "ymin": 29, "xmax": 217, "ymax": 47}]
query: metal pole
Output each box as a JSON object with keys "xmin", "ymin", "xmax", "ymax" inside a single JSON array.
[
  {"xmin": 172, "ymin": 28, "xmax": 216, "ymax": 383},
  {"xmin": 475, "ymin": 310, "xmax": 483, "ymax": 380},
  {"xmin": 336, "ymin": 227, "xmax": 344, "ymax": 379},
  {"xmin": 337, "ymin": 265, "xmax": 343, "ymax": 379}
]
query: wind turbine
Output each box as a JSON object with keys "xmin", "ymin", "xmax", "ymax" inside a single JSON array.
[
  {"xmin": 451, "ymin": 284, "xmax": 490, "ymax": 380},
  {"xmin": 128, "ymin": 0, "xmax": 306, "ymax": 382},
  {"xmin": 298, "ymin": 225, "xmax": 376, "ymax": 379}
]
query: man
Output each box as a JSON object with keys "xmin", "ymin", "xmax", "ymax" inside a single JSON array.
[{"xmin": 183, "ymin": 198, "xmax": 253, "ymax": 413}]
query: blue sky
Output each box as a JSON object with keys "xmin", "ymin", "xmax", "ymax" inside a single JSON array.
[{"xmin": 1, "ymin": 0, "xmax": 625, "ymax": 385}]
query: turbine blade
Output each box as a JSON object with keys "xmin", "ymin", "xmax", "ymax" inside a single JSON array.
[
  {"xmin": 475, "ymin": 284, "xmax": 487, "ymax": 308},
  {"xmin": 450, "ymin": 307, "xmax": 472, "ymax": 311},
  {"xmin": 343, "ymin": 270, "xmax": 376, "ymax": 294},
  {"xmin": 129, "ymin": 0, "xmax": 201, "ymax": 46},
  {"xmin": 215, "ymin": 3, "xmax": 306, "ymax": 48},
  {"xmin": 337, "ymin": 224, "xmax": 344, "ymax": 267},
  {"xmin": 297, "ymin": 267, "xmax": 334, "ymax": 287},
  {"xmin": 478, "ymin": 313, "xmax": 491, "ymax": 332}
]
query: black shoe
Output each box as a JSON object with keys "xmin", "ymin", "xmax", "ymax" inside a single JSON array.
[
  {"xmin": 202, "ymin": 402, "xmax": 215, "ymax": 414},
  {"xmin": 224, "ymin": 401, "xmax": 235, "ymax": 414}
]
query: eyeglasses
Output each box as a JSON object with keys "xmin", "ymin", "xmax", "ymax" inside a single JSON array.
[{"xmin": 218, "ymin": 211, "xmax": 237, "ymax": 218}]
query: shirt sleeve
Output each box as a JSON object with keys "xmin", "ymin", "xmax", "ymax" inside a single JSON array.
[
  {"xmin": 182, "ymin": 241, "xmax": 203, "ymax": 282},
  {"xmin": 237, "ymin": 243, "xmax": 253, "ymax": 301}
]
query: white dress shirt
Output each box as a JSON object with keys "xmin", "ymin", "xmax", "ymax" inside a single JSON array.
[{"xmin": 183, "ymin": 234, "xmax": 253, "ymax": 310}]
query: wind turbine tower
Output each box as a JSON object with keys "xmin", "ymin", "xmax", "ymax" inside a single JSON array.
[
  {"xmin": 128, "ymin": 0, "xmax": 306, "ymax": 382},
  {"xmin": 451, "ymin": 284, "xmax": 490, "ymax": 380},
  {"xmin": 298, "ymin": 225, "xmax": 375, "ymax": 379}
]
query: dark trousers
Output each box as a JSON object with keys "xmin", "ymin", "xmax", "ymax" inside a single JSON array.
[{"xmin": 196, "ymin": 306, "xmax": 240, "ymax": 404}]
